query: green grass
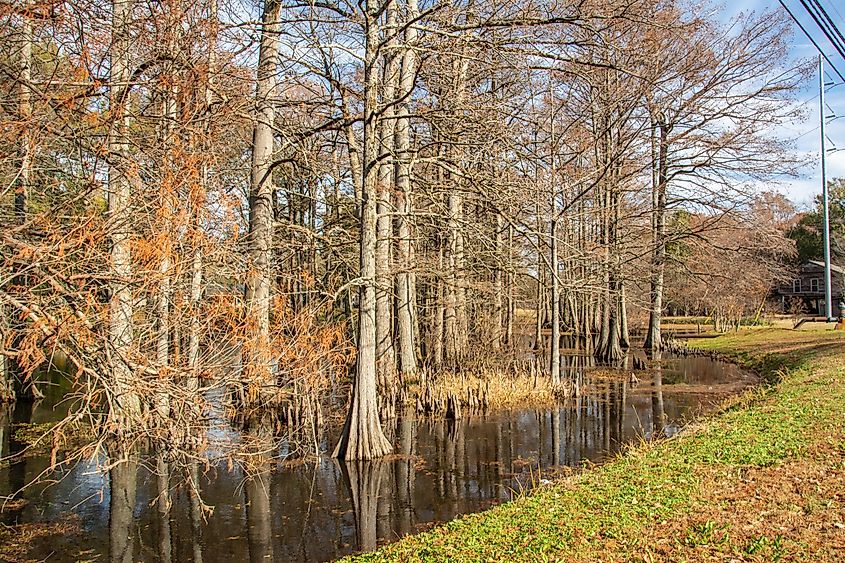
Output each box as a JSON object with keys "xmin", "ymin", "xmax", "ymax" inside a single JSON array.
[{"xmin": 348, "ymin": 329, "xmax": 845, "ymax": 562}]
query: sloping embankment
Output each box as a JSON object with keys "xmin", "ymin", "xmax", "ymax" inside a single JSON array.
[{"xmin": 348, "ymin": 329, "xmax": 845, "ymax": 562}]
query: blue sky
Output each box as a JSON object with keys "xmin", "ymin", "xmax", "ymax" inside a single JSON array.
[{"xmin": 721, "ymin": 0, "xmax": 845, "ymax": 207}]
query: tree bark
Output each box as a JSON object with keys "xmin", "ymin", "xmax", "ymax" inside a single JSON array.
[
  {"xmin": 394, "ymin": 0, "xmax": 419, "ymax": 378},
  {"xmin": 506, "ymin": 224, "xmax": 514, "ymax": 346},
  {"xmin": 376, "ymin": 0, "xmax": 399, "ymax": 384},
  {"xmin": 15, "ymin": 1, "xmax": 32, "ymax": 225},
  {"xmin": 333, "ymin": 0, "xmax": 392, "ymax": 460},
  {"xmin": 444, "ymin": 190, "xmax": 462, "ymax": 367},
  {"xmin": 645, "ymin": 119, "xmax": 670, "ymax": 351},
  {"xmin": 550, "ymin": 218, "xmax": 560, "ymax": 386},
  {"xmin": 188, "ymin": 0, "xmax": 218, "ymax": 387},
  {"xmin": 156, "ymin": 41, "xmax": 178, "ymax": 419},
  {"xmin": 492, "ymin": 213, "xmax": 504, "ymax": 350},
  {"xmin": 109, "ymin": 0, "xmax": 141, "ymax": 424},
  {"xmin": 244, "ymin": 0, "xmax": 281, "ymax": 394}
]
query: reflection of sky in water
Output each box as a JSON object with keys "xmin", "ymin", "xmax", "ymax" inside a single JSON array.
[{"xmin": 0, "ymin": 355, "xmax": 752, "ymax": 562}]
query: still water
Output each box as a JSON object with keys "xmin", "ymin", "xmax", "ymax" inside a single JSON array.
[{"xmin": 0, "ymin": 355, "xmax": 753, "ymax": 562}]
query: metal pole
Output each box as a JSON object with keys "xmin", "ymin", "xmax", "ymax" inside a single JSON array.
[{"xmin": 820, "ymin": 55, "xmax": 834, "ymax": 320}]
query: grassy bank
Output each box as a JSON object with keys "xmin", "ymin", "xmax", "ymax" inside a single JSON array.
[{"xmin": 351, "ymin": 329, "xmax": 845, "ymax": 562}]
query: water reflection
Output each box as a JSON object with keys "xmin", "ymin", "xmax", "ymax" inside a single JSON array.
[
  {"xmin": 187, "ymin": 460, "xmax": 205, "ymax": 563},
  {"xmin": 245, "ymin": 421, "xmax": 274, "ymax": 563},
  {"xmin": 109, "ymin": 454, "xmax": 138, "ymax": 563},
  {"xmin": 155, "ymin": 454, "xmax": 174, "ymax": 563},
  {"xmin": 0, "ymin": 354, "xmax": 753, "ymax": 562},
  {"xmin": 652, "ymin": 351, "xmax": 666, "ymax": 436}
]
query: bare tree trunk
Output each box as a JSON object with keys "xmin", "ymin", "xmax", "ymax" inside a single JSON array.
[
  {"xmin": 492, "ymin": 213, "xmax": 504, "ymax": 350},
  {"xmin": 344, "ymin": 111, "xmax": 363, "ymax": 218},
  {"xmin": 620, "ymin": 281, "xmax": 630, "ymax": 349},
  {"xmin": 550, "ymin": 218, "xmax": 560, "ymax": 386},
  {"xmin": 1, "ymin": 263, "xmax": 12, "ymax": 401},
  {"xmin": 244, "ymin": 0, "xmax": 280, "ymax": 395},
  {"xmin": 432, "ymin": 245, "xmax": 445, "ymax": 370},
  {"xmin": 0, "ymin": 317, "xmax": 11, "ymax": 402},
  {"xmin": 645, "ymin": 119, "xmax": 669, "ymax": 351},
  {"xmin": 156, "ymin": 250, "xmax": 171, "ymax": 417},
  {"xmin": 188, "ymin": 0, "xmax": 218, "ymax": 387},
  {"xmin": 603, "ymin": 186, "xmax": 624, "ymax": 363},
  {"xmin": 109, "ymin": 0, "xmax": 141, "ymax": 424},
  {"xmin": 394, "ymin": 0, "xmax": 419, "ymax": 378},
  {"xmin": 455, "ymin": 203, "xmax": 468, "ymax": 354},
  {"xmin": 376, "ymin": 1, "xmax": 399, "ymax": 384},
  {"xmin": 15, "ymin": 1, "xmax": 32, "ymax": 225},
  {"xmin": 444, "ymin": 187, "xmax": 468, "ymax": 367},
  {"xmin": 604, "ymin": 284, "xmax": 623, "ymax": 363},
  {"xmin": 534, "ymin": 197, "xmax": 545, "ymax": 354},
  {"xmin": 506, "ymin": 224, "xmax": 514, "ymax": 346},
  {"xmin": 156, "ymin": 44, "xmax": 178, "ymax": 419},
  {"xmin": 187, "ymin": 244, "xmax": 202, "ymax": 383},
  {"xmin": 333, "ymin": 0, "xmax": 392, "ymax": 460}
]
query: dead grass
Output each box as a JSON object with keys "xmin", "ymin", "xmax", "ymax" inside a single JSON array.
[
  {"xmin": 617, "ymin": 428, "xmax": 845, "ymax": 562},
  {"xmin": 435, "ymin": 370, "xmax": 557, "ymax": 410}
]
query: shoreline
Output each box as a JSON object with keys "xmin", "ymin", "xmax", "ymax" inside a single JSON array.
[{"xmin": 346, "ymin": 328, "xmax": 845, "ymax": 562}]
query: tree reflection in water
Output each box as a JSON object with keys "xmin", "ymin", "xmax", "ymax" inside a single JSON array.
[
  {"xmin": 0, "ymin": 354, "xmax": 751, "ymax": 562},
  {"xmin": 108, "ymin": 452, "xmax": 138, "ymax": 563}
]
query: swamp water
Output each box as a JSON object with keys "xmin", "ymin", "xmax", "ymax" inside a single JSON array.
[{"xmin": 0, "ymin": 355, "xmax": 754, "ymax": 562}]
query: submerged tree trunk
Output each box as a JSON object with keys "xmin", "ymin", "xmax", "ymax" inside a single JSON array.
[
  {"xmin": 244, "ymin": 0, "xmax": 280, "ymax": 395},
  {"xmin": 333, "ymin": 0, "xmax": 392, "ymax": 460}
]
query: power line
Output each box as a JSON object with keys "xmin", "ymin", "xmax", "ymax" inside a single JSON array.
[
  {"xmin": 778, "ymin": 0, "xmax": 845, "ymax": 82},
  {"xmin": 801, "ymin": 0, "xmax": 845, "ymax": 61},
  {"xmin": 826, "ymin": 0, "xmax": 845, "ymax": 25},
  {"xmin": 812, "ymin": 0, "xmax": 845, "ymax": 53}
]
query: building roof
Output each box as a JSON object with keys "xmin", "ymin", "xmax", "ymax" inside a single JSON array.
[{"xmin": 807, "ymin": 260, "xmax": 845, "ymax": 275}]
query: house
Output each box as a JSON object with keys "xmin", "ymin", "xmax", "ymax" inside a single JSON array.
[{"xmin": 774, "ymin": 260, "xmax": 845, "ymax": 318}]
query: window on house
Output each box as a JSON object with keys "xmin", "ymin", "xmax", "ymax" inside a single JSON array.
[
  {"xmin": 810, "ymin": 278, "xmax": 820, "ymax": 292},
  {"xmin": 793, "ymin": 279, "xmax": 801, "ymax": 293}
]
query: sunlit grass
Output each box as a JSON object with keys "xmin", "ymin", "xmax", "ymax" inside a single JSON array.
[{"xmin": 348, "ymin": 329, "xmax": 845, "ymax": 562}]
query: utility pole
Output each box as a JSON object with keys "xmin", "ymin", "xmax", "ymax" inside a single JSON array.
[{"xmin": 819, "ymin": 55, "xmax": 834, "ymax": 321}]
